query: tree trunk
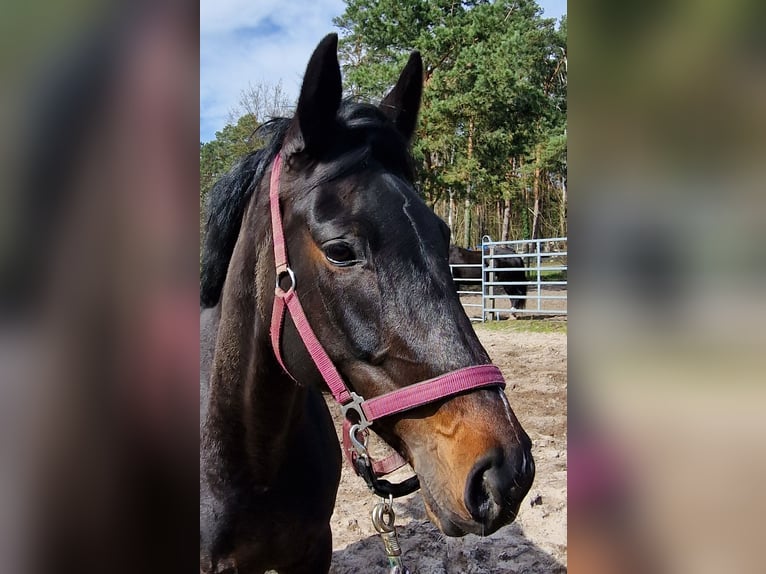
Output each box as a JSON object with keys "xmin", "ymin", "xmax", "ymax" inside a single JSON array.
[
  {"xmin": 531, "ymin": 144, "xmax": 542, "ymax": 240},
  {"xmin": 448, "ymin": 189, "xmax": 454, "ymax": 235},
  {"xmin": 501, "ymin": 197, "xmax": 511, "ymax": 241},
  {"xmin": 559, "ymin": 177, "xmax": 567, "ymax": 237},
  {"xmin": 519, "ymin": 156, "xmax": 530, "ymax": 242},
  {"xmin": 464, "ymin": 117, "xmax": 475, "ymax": 247},
  {"xmin": 463, "ymin": 197, "xmax": 471, "ymax": 248},
  {"xmin": 496, "ymin": 201, "xmax": 502, "ymax": 240},
  {"xmin": 501, "ymin": 156, "xmax": 516, "ymax": 242}
]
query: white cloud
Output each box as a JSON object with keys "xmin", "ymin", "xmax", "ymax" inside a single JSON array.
[
  {"xmin": 200, "ymin": 0, "xmax": 567, "ymax": 142},
  {"xmin": 200, "ymin": 0, "xmax": 346, "ymax": 141}
]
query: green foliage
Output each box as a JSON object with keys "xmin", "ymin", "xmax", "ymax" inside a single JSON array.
[
  {"xmin": 199, "ymin": 114, "xmax": 264, "ymax": 257},
  {"xmin": 334, "ymin": 0, "xmax": 567, "ymax": 244},
  {"xmin": 200, "ymin": 81, "xmax": 292, "ymax": 228},
  {"xmin": 200, "ymin": 113, "xmax": 261, "ymax": 200},
  {"xmin": 198, "ymin": 4, "xmax": 567, "ymax": 250}
]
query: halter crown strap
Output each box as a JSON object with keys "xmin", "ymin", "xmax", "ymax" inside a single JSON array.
[{"xmin": 269, "ymin": 154, "xmax": 289, "ymax": 272}]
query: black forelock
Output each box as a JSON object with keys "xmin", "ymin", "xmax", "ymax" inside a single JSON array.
[
  {"xmin": 332, "ymin": 100, "xmax": 415, "ymax": 182},
  {"xmin": 199, "ymin": 100, "xmax": 415, "ymax": 308},
  {"xmin": 295, "ymin": 100, "xmax": 416, "ymax": 191}
]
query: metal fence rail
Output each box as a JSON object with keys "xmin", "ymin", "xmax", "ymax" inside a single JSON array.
[
  {"xmin": 452, "ymin": 237, "xmax": 567, "ymax": 321},
  {"xmin": 449, "ymin": 263, "xmax": 483, "ymax": 312}
]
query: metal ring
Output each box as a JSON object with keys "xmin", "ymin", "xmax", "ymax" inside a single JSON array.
[
  {"xmin": 275, "ymin": 267, "xmax": 296, "ymax": 294},
  {"xmin": 371, "ymin": 501, "xmax": 396, "ymax": 533}
]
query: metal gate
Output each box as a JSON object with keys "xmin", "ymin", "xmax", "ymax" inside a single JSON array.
[{"xmin": 451, "ymin": 237, "xmax": 567, "ymax": 321}]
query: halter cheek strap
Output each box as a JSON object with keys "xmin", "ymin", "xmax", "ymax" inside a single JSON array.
[
  {"xmin": 268, "ymin": 153, "xmax": 507, "ymax": 497},
  {"xmin": 269, "ymin": 156, "xmax": 353, "ymax": 403}
]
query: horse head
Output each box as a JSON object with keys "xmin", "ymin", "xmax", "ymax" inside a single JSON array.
[
  {"xmin": 204, "ymin": 34, "xmax": 534, "ymax": 545},
  {"xmin": 259, "ymin": 34, "xmax": 534, "ymax": 536}
]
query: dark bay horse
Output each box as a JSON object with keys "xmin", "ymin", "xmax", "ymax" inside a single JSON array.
[
  {"xmin": 200, "ymin": 34, "xmax": 534, "ymax": 574},
  {"xmin": 450, "ymin": 245, "xmax": 529, "ymax": 309}
]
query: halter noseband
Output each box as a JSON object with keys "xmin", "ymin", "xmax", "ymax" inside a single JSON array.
[{"xmin": 267, "ymin": 153, "xmax": 507, "ymax": 497}]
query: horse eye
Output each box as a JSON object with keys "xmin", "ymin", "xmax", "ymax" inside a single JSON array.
[{"xmin": 323, "ymin": 242, "xmax": 357, "ymax": 266}]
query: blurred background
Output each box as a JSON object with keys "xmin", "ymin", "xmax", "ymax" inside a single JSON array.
[
  {"xmin": 0, "ymin": 0, "xmax": 764, "ymax": 572},
  {"xmin": 0, "ymin": 1, "xmax": 199, "ymax": 572},
  {"xmin": 571, "ymin": 0, "xmax": 766, "ymax": 572}
]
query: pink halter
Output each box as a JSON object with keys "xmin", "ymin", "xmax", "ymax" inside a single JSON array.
[{"xmin": 267, "ymin": 153, "xmax": 506, "ymax": 496}]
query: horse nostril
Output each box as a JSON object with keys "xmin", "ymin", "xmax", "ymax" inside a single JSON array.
[
  {"xmin": 464, "ymin": 448, "xmax": 505, "ymax": 523},
  {"xmin": 464, "ymin": 446, "xmax": 535, "ymax": 526}
]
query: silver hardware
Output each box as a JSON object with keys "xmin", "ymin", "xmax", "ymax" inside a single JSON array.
[
  {"xmin": 275, "ymin": 266, "xmax": 296, "ymax": 294},
  {"xmin": 371, "ymin": 496, "xmax": 410, "ymax": 574},
  {"xmin": 348, "ymin": 423, "xmax": 369, "ymax": 457},
  {"xmin": 341, "ymin": 391, "xmax": 371, "ymax": 430}
]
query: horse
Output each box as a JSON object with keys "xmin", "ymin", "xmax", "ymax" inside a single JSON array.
[
  {"xmin": 200, "ymin": 34, "xmax": 534, "ymax": 574},
  {"xmin": 449, "ymin": 245, "xmax": 529, "ymax": 309}
]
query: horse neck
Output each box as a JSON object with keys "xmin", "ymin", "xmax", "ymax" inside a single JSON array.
[{"xmin": 203, "ymin": 206, "xmax": 305, "ymax": 489}]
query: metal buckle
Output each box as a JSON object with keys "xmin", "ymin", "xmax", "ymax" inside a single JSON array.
[{"xmin": 341, "ymin": 391, "xmax": 371, "ymax": 430}]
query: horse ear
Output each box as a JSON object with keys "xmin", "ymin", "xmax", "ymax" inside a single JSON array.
[
  {"xmin": 380, "ymin": 52, "xmax": 423, "ymax": 142},
  {"xmin": 291, "ymin": 33, "xmax": 342, "ymax": 153}
]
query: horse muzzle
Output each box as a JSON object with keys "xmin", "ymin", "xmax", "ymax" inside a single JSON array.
[
  {"xmin": 419, "ymin": 440, "xmax": 535, "ymax": 537},
  {"xmin": 463, "ymin": 444, "xmax": 535, "ymax": 533}
]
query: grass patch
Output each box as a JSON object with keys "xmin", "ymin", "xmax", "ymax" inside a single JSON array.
[
  {"xmin": 474, "ymin": 319, "xmax": 567, "ymax": 334},
  {"xmin": 536, "ymin": 270, "xmax": 567, "ymax": 281}
]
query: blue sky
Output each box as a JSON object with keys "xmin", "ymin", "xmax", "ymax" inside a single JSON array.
[{"xmin": 200, "ymin": 0, "xmax": 567, "ymax": 142}]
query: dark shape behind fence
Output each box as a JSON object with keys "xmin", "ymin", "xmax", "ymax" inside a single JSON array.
[{"xmin": 449, "ymin": 245, "xmax": 528, "ymax": 310}]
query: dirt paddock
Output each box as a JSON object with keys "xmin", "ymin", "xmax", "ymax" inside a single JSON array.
[
  {"xmin": 457, "ymin": 287, "xmax": 568, "ymax": 320},
  {"xmin": 326, "ymin": 324, "xmax": 567, "ymax": 573}
]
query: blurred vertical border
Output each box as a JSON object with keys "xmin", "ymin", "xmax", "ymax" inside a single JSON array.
[
  {"xmin": 1, "ymin": 1, "xmax": 199, "ymax": 572},
  {"xmin": 2, "ymin": 0, "xmax": 766, "ymax": 572},
  {"xmin": 571, "ymin": 0, "xmax": 766, "ymax": 572}
]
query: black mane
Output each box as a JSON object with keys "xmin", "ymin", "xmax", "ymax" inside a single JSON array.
[
  {"xmin": 200, "ymin": 119, "xmax": 288, "ymax": 308},
  {"xmin": 199, "ymin": 101, "xmax": 414, "ymax": 308}
]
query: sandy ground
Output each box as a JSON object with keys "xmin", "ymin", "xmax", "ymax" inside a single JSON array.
[
  {"xmin": 326, "ymin": 326, "xmax": 567, "ymax": 573},
  {"xmin": 458, "ymin": 287, "xmax": 567, "ymax": 320}
]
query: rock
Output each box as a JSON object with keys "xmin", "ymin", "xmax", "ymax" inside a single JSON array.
[{"xmin": 346, "ymin": 518, "xmax": 360, "ymax": 533}]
